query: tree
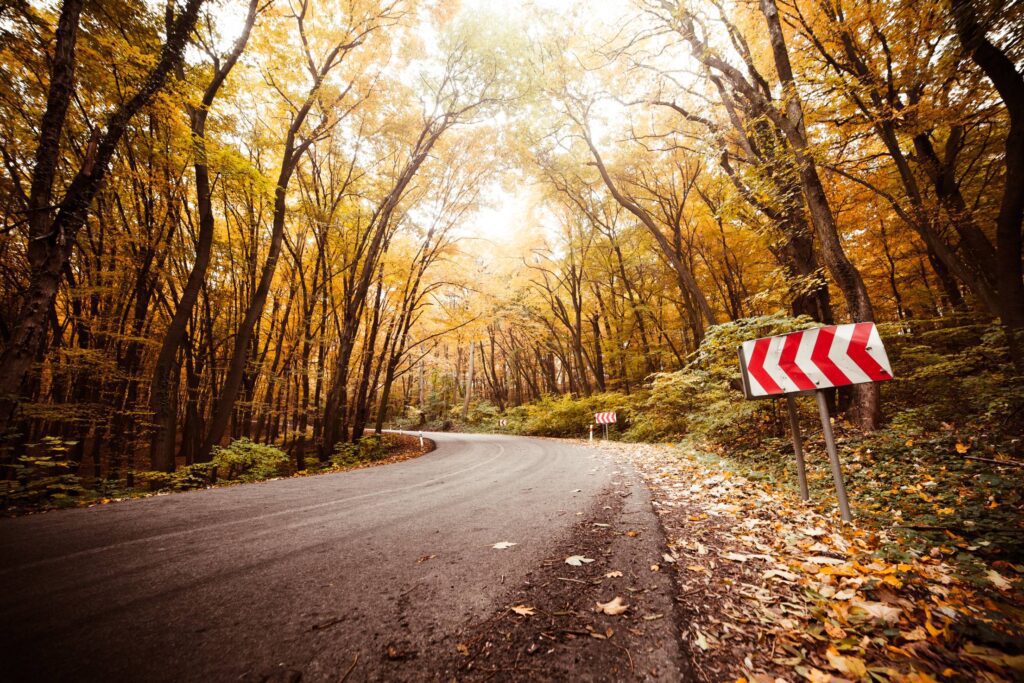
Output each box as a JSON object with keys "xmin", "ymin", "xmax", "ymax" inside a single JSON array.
[
  {"xmin": 0, "ymin": 0, "xmax": 208, "ymax": 438},
  {"xmin": 149, "ymin": 0, "xmax": 262, "ymax": 472}
]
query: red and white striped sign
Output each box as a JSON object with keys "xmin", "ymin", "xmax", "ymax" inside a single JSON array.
[
  {"xmin": 738, "ymin": 323, "xmax": 892, "ymax": 399},
  {"xmin": 594, "ymin": 411, "xmax": 617, "ymax": 424}
]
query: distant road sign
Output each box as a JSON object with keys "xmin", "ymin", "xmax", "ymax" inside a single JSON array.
[
  {"xmin": 594, "ymin": 411, "xmax": 617, "ymax": 425},
  {"xmin": 738, "ymin": 323, "xmax": 892, "ymax": 399},
  {"xmin": 499, "ymin": 419, "xmax": 507, "ymax": 427}
]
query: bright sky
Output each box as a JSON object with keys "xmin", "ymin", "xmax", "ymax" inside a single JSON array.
[
  {"xmin": 209, "ymin": 0, "xmax": 639, "ymax": 246},
  {"xmin": 450, "ymin": 0, "xmax": 637, "ymax": 246},
  {"xmin": 466, "ymin": 183, "xmax": 533, "ymax": 243}
]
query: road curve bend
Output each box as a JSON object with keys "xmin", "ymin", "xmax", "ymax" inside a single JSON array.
[{"xmin": 0, "ymin": 432, "xmax": 632, "ymax": 681}]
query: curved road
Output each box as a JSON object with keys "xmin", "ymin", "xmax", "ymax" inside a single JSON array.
[{"xmin": 0, "ymin": 432, "xmax": 632, "ymax": 681}]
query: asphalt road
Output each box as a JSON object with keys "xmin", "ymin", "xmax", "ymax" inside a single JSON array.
[{"xmin": 0, "ymin": 432, "xmax": 633, "ymax": 681}]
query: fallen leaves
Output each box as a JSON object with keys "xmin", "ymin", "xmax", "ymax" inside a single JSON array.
[
  {"xmin": 595, "ymin": 440, "xmax": 1024, "ymax": 683},
  {"xmin": 595, "ymin": 596, "xmax": 629, "ymax": 615},
  {"xmin": 831, "ymin": 588, "xmax": 857, "ymax": 601},
  {"xmin": 491, "ymin": 541, "xmax": 517, "ymax": 550},
  {"xmin": 986, "ymin": 569, "xmax": 1013, "ymax": 591},
  {"xmin": 510, "ymin": 605, "xmax": 535, "ymax": 616},
  {"xmin": 825, "ymin": 646, "xmax": 868, "ymax": 678},
  {"xmin": 604, "ymin": 570, "xmax": 623, "ymax": 578},
  {"xmin": 564, "ymin": 555, "xmax": 595, "ymax": 566},
  {"xmin": 851, "ymin": 600, "xmax": 902, "ymax": 624},
  {"xmin": 722, "ymin": 551, "xmax": 772, "ymax": 562}
]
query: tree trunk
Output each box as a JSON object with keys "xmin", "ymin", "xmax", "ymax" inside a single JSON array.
[
  {"xmin": 149, "ymin": 0, "xmax": 258, "ymax": 471},
  {"xmin": 0, "ymin": 0, "xmax": 206, "ymax": 437},
  {"xmin": 950, "ymin": 0, "xmax": 1024, "ymax": 372},
  {"xmin": 461, "ymin": 341, "xmax": 475, "ymax": 421},
  {"xmin": 759, "ymin": 0, "xmax": 879, "ymax": 428}
]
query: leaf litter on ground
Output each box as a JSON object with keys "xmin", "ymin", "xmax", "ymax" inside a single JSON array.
[{"xmin": 596, "ymin": 441, "xmax": 1024, "ymax": 683}]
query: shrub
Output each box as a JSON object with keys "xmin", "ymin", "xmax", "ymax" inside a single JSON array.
[
  {"xmin": 331, "ymin": 433, "xmax": 401, "ymax": 468},
  {"xmin": 393, "ymin": 406, "xmax": 426, "ymax": 430},
  {"xmin": 211, "ymin": 438, "xmax": 288, "ymax": 482},
  {"xmin": 520, "ymin": 391, "xmax": 635, "ymax": 438},
  {"xmin": 134, "ymin": 462, "xmax": 217, "ymax": 491},
  {"xmin": 626, "ymin": 314, "xmax": 817, "ymax": 444},
  {"xmin": 2, "ymin": 436, "xmax": 87, "ymax": 508}
]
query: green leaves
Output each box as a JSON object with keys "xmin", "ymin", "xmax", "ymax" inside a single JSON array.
[{"xmin": 211, "ymin": 438, "xmax": 288, "ymax": 482}]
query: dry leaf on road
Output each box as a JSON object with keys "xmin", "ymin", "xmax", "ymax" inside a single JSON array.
[
  {"xmin": 595, "ymin": 596, "xmax": 629, "ymax": 615},
  {"xmin": 826, "ymin": 646, "xmax": 867, "ymax": 678},
  {"xmin": 565, "ymin": 555, "xmax": 595, "ymax": 566},
  {"xmin": 511, "ymin": 605, "xmax": 535, "ymax": 616},
  {"xmin": 491, "ymin": 541, "xmax": 517, "ymax": 550},
  {"xmin": 851, "ymin": 600, "xmax": 902, "ymax": 624}
]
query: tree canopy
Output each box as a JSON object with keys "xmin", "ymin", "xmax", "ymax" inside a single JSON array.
[{"xmin": 0, "ymin": 0, "xmax": 1021, "ymax": 482}]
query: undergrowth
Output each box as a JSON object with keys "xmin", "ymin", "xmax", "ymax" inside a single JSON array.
[{"xmin": 2, "ymin": 432, "xmax": 413, "ymax": 514}]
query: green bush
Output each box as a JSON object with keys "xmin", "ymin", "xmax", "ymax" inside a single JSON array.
[
  {"xmin": 331, "ymin": 433, "xmax": 402, "ymax": 468},
  {"xmin": 626, "ymin": 314, "xmax": 817, "ymax": 444},
  {"xmin": 134, "ymin": 462, "xmax": 217, "ymax": 491},
  {"xmin": 211, "ymin": 438, "xmax": 288, "ymax": 482},
  {"xmin": 393, "ymin": 405, "xmax": 426, "ymax": 430},
  {"xmin": 442, "ymin": 400, "xmax": 505, "ymax": 432},
  {"xmin": 880, "ymin": 316, "xmax": 1022, "ymax": 444},
  {"xmin": 520, "ymin": 391, "xmax": 635, "ymax": 437}
]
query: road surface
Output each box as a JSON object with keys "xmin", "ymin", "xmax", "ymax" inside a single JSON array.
[{"xmin": 0, "ymin": 432, "xmax": 672, "ymax": 681}]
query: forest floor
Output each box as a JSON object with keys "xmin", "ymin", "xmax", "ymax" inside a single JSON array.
[{"xmin": 590, "ymin": 440, "xmax": 1024, "ymax": 683}]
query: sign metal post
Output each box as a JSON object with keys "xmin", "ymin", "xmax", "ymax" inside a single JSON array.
[
  {"xmin": 815, "ymin": 390, "xmax": 852, "ymax": 522},
  {"xmin": 785, "ymin": 395, "xmax": 810, "ymax": 501}
]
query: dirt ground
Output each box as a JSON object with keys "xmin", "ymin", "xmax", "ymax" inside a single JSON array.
[{"xmin": 412, "ymin": 466, "xmax": 692, "ymax": 682}]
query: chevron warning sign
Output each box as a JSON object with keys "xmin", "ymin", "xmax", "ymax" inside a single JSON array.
[
  {"xmin": 738, "ymin": 323, "xmax": 893, "ymax": 399},
  {"xmin": 594, "ymin": 411, "xmax": 617, "ymax": 424}
]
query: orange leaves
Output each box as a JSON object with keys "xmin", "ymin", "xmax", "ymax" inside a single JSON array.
[
  {"xmin": 599, "ymin": 440, "xmax": 1024, "ymax": 682},
  {"xmin": 825, "ymin": 646, "xmax": 868, "ymax": 678}
]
